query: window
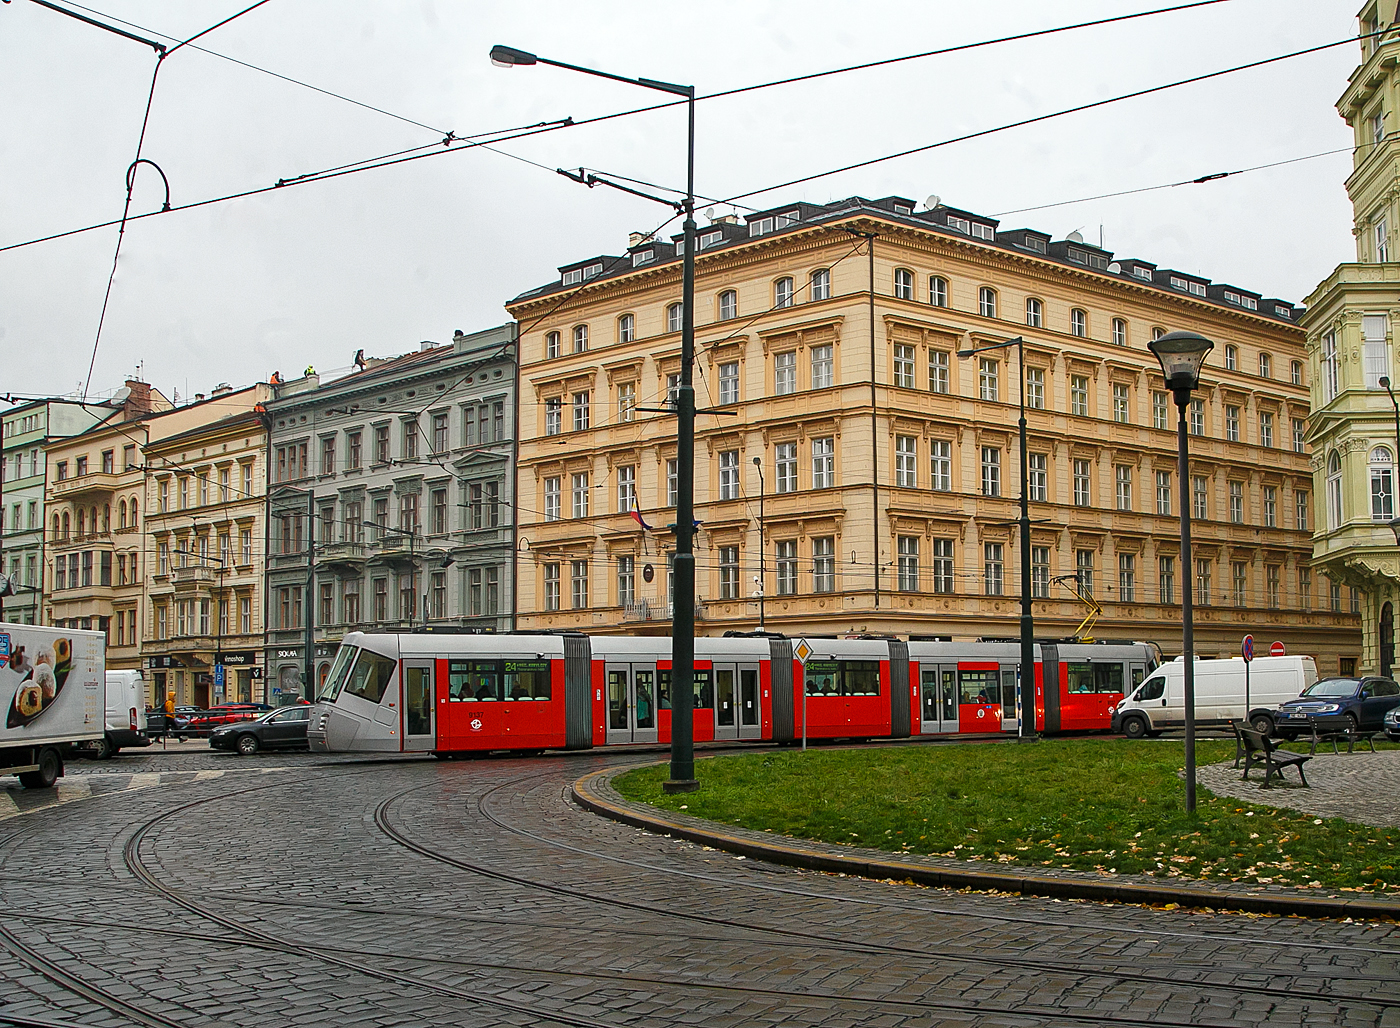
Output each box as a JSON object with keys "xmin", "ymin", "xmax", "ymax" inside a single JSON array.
[
  {"xmin": 1296, "ymin": 489, "xmax": 1310, "ymax": 531},
  {"xmin": 571, "ymin": 560, "xmax": 588, "ymax": 608},
  {"xmin": 572, "ymin": 324, "xmax": 588, "ymax": 353},
  {"xmin": 929, "ymin": 351, "xmax": 949, "ymax": 394},
  {"xmin": 544, "ymin": 564, "xmax": 560, "ymax": 611},
  {"xmin": 1259, "ymin": 411, "xmax": 1274, "ymax": 448},
  {"xmin": 1259, "ymin": 352, "xmax": 1272, "ymax": 379},
  {"xmin": 981, "ymin": 447, "xmax": 1001, "ymax": 497},
  {"xmin": 1111, "ymin": 318, "xmax": 1127, "ymax": 346},
  {"xmin": 895, "ymin": 436, "xmax": 917, "ymax": 487},
  {"xmin": 1157, "ymin": 471, "xmax": 1172, "ymax": 515},
  {"xmin": 811, "ymin": 344, "xmax": 833, "ymax": 389},
  {"xmin": 179, "ymin": 477, "xmax": 189, "ymax": 509},
  {"xmin": 1263, "ymin": 485, "xmax": 1277, "ymax": 528},
  {"xmin": 1229, "ymin": 480, "xmax": 1244, "ymax": 523},
  {"xmin": 1225, "ymin": 344, "xmax": 1238, "ymax": 371},
  {"xmin": 894, "ymin": 344, "xmax": 915, "ymax": 388},
  {"xmin": 617, "ymin": 556, "xmax": 635, "ymax": 608},
  {"xmin": 1299, "ymin": 566, "xmax": 1312, "ymax": 611},
  {"xmin": 1193, "ymin": 475, "xmax": 1209, "ymax": 519},
  {"xmin": 1365, "ymin": 314, "xmax": 1390, "ymax": 388},
  {"xmin": 1373, "ymin": 446, "xmax": 1394, "ymax": 519},
  {"xmin": 544, "ymin": 477, "xmax": 561, "ymax": 521},
  {"xmin": 719, "ymin": 450, "xmax": 740, "ymax": 500},
  {"xmin": 1028, "ymin": 453, "xmax": 1047, "ymax": 501},
  {"xmin": 1119, "ymin": 554, "xmax": 1136, "ymax": 602},
  {"xmin": 930, "ymin": 440, "xmax": 951, "ymax": 492},
  {"xmin": 775, "ymin": 539, "xmax": 797, "ymax": 595},
  {"xmin": 897, "ymin": 536, "xmax": 919, "ymax": 591},
  {"xmin": 546, "ymin": 330, "xmax": 560, "ymax": 359},
  {"xmin": 667, "ymin": 459, "xmax": 678, "ymax": 506},
  {"xmin": 432, "ymin": 413, "xmax": 449, "ymax": 455},
  {"xmin": 1025, "ymin": 298, "xmax": 1042, "ymax": 328},
  {"xmin": 431, "ymin": 489, "xmax": 448, "ymax": 535},
  {"xmin": 242, "ymin": 528, "xmax": 252, "ymax": 564},
  {"xmin": 719, "ymin": 546, "xmax": 739, "ymax": 599},
  {"xmin": 1152, "ymin": 391, "xmax": 1169, "ymax": 430},
  {"xmin": 1076, "ymin": 550, "xmax": 1094, "ymax": 599},
  {"xmin": 813, "ymin": 537, "xmax": 835, "ymax": 593},
  {"xmin": 400, "ymin": 421, "xmax": 419, "ymax": 462},
  {"xmin": 617, "ymin": 465, "xmax": 636, "ymax": 514},
  {"xmin": 718, "ymin": 361, "xmax": 739, "ymax": 405},
  {"xmin": 1159, "ymin": 556, "xmax": 1175, "ymax": 604},
  {"xmin": 1026, "ymin": 368, "xmax": 1044, "ymax": 409},
  {"xmin": 375, "ymin": 424, "xmax": 391, "ymax": 464},
  {"xmin": 1266, "ymin": 565, "xmax": 1281, "ymax": 609},
  {"xmin": 1323, "ymin": 331, "xmax": 1338, "ymax": 401},
  {"xmin": 1379, "ymin": 218, "xmax": 1391, "ymax": 264},
  {"xmin": 569, "ymin": 391, "xmax": 590, "ymax": 432},
  {"xmin": 1070, "ymin": 308, "xmax": 1087, "ymax": 337},
  {"xmin": 979, "ymin": 358, "xmax": 999, "ymax": 401},
  {"xmin": 812, "ymin": 437, "xmax": 834, "ymax": 489},
  {"xmin": 373, "ymin": 578, "xmax": 388, "ymax": 621},
  {"xmin": 571, "ymin": 473, "xmax": 590, "ymax": 518},
  {"xmin": 1113, "ymin": 384, "xmax": 1129, "ymax": 423},
  {"xmin": 929, "ymin": 276, "xmax": 948, "ymax": 307},
  {"xmin": 1073, "ymin": 459, "xmax": 1091, "ymax": 506},
  {"xmin": 1115, "ymin": 465, "xmax": 1132, "ymax": 510},
  {"xmin": 810, "ymin": 269, "xmax": 830, "ymax": 301},
  {"xmin": 1327, "ymin": 452, "xmax": 1343, "ymax": 529},
  {"xmin": 1190, "ymin": 399, "xmax": 1205, "ymax": 436},
  {"xmin": 718, "ymin": 290, "xmax": 737, "ymax": 320},
  {"xmin": 1070, "ymin": 375, "xmax": 1088, "ymax": 416},
  {"xmin": 775, "ymin": 443, "xmax": 797, "ymax": 493},
  {"xmin": 618, "ymin": 314, "xmax": 634, "ymax": 344},
  {"xmin": 979, "ymin": 287, "xmax": 997, "ymax": 318},
  {"xmin": 774, "ymin": 352, "xmax": 796, "ymax": 395},
  {"xmin": 931, "ymin": 538, "xmax": 954, "ymax": 594},
  {"xmin": 984, "ymin": 543, "xmax": 1003, "ymax": 596},
  {"xmin": 894, "ymin": 268, "xmax": 914, "ymax": 301},
  {"xmin": 618, "ymin": 382, "xmax": 636, "ymax": 423},
  {"xmin": 1225, "ymin": 404, "xmax": 1241, "ymax": 442},
  {"xmin": 1032, "ymin": 547, "xmax": 1050, "ymax": 598},
  {"xmin": 667, "ymin": 303, "xmax": 683, "ymax": 334},
  {"xmin": 1291, "ymin": 360, "xmax": 1304, "ymax": 386}
]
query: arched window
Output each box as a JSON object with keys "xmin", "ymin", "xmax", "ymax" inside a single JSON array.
[
  {"xmin": 53, "ymin": 513, "xmax": 61, "ymax": 541},
  {"xmin": 1224, "ymin": 344, "xmax": 1238, "ymax": 371},
  {"xmin": 1291, "ymin": 360, "xmax": 1304, "ymax": 386},
  {"xmin": 1152, "ymin": 326, "xmax": 1166, "ymax": 341},
  {"xmin": 572, "ymin": 324, "xmax": 588, "ymax": 353},
  {"xmin": 1025, "ymin": 298, "xmax": 1043, "ymax": 328},
  {"xmin": 119, "ymin": 499, "xmax": 127, "ymax": 529},
  {"xmin": 893, "ymin": 268, "xmax": 914, "ymax": 301},
  {"xmin": 1070, "ymin": 308, "xmax": 1088, "ymax": 337},
  {"xmin": 618, "ymin": 313, "xmax": 635, "ymax": 344},
  {"xmin": 130, "ymin": 498, "xmax": 138, "ymax": 525},
  {"xmin": 61, "ymin": 511, "xmax": 70, "ymax": 540},
  {"xmin": 77, "ymin": 509, "xmax": 85, "ymax": 537},
  {"xmin": 102, "ymin": 504, "xmax": 110, "ymax": 532},
  {"xmin": 978, "ymin": 287, "xmax": 997, "ymax": 318},
  {"xmin": 667, "ymin": 303, "xmax": 683, "ymax": 333},
  {"xmin": 718, "ymin": 290, "xmax": 737, "ymax": 320},
  {"xmin": 810, "ymin": 269, "xmax": 830, "ymax": 302},
  {"xmin": 774, "ymin": 277, "xmax": 794, "ymax": 308},
  {"xmin": 1327, "ymin": 451, "xmax": 1344, "ymax": 529},
  {"xmin": 545, "ymin": 331, "xmax": 560, "ymax": 359},
  {"xmin": 929, "ymin": 276, "xmax": 948, "ymax": 307},
  {"xmin": 1259, "ymin": 352, "xmax": 1273, "ymax": 378},
  {"xmin": 1372, "ymin": 446, "xmax": 1394, "ymax": 520},
  {"xmin": 1112, "ymin": 318, "xmax": 1127, "ymax": 346}
]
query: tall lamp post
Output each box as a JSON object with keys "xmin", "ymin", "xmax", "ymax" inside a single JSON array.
[
  {"xmin": 956, "ymin": 336, "xmax": 1034, "ymax": 739},
  {"xmin": 365, "ymin": 521, "xmax": 419, "ymax": 629},
  {"xmin": 753, "ymin": 455, "xmax": 765, "ymax": 631},
  {"xmin": 1148, "ymin": 330, "xmax": 1214, "ymax": 814},
  {"xmin": 1382, "ymin": 377, "xmax": 1400, "ymax": 676},
  {"xmin": 491, "ymin": 44, "xmax": 700, "ymax": 793}
]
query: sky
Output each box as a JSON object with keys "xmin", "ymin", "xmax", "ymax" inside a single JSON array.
[{"xmin": 0, "ymin": 0, "xmax": 1367, "ymax": 402}]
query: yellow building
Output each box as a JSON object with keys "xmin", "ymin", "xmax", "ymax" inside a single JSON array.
[
  {"xmin": 507, "ymin": 196, "xmax": 1360, "ymax": 670},
  {"xmin": 1302, "ymin": 0, "xmax": 1400, "ymax": 677}
]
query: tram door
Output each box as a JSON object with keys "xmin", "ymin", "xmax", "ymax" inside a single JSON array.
[
  {"xmin": 918, "ymin": 665, "xmax": 959, "ymax": 734},
  {"xmin": 605, "ymin": 664, "xmax": 659, "ymax": 745},
  {"xmin": 714, "ymin": 663, "xmax": 762, "ymax": 741},
  {"xmin": 402, "ymin": 660, "xmax": 436, "ymax": 752},
  {"xmin": 1001, "ymin": 664, "xmax": 1020, "ymax": 731}
]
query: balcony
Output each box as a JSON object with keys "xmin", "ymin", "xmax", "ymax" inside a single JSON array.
[
  {"xmin": 49, "ymin": 472, "xmax": 123, "ymax": 501},
  {"xmin": 318, "ymin": 542, "xmax": 369, "ymax": 575},
  {"xmin": 623, "ymin": 597, "xmax": 707, "ymax": 622},
  {"xmin": 170, "ymin": 566, "xmax": 216, "ymax": 588}
]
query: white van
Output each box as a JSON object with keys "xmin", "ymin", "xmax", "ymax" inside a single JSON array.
[
  {"xmin": 1111, "ymin": 655, "xmax": 1317, "ymax": 739},
  {"xmin": 92, "ymin": 670, "xmax": 152, "ymax": 759}
]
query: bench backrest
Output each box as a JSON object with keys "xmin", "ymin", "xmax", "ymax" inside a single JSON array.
[{"xmin": 1239, "ymin": 727, "xmax": 1271, "ymax": 753}]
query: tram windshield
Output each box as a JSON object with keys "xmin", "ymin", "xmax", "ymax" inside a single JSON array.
[{"xmin": 320, "ymin": 645, "xmax": 359, "ymax": 702}]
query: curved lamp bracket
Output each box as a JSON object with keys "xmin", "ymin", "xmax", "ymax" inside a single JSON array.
[{"xmin": 126, "ymin": 158, "xmax": 172, "ymax": 212}]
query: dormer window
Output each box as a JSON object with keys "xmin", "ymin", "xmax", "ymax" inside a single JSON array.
[
  {"xmin": 582, "ymin": 263, "xmax": 603, "ymax": 280},
  {"xmin": 698, "ymin": 230, "xmax": 723, "ymax": 250},
  {"xmin": 748, "ymin": 211, "xmax": 798, "ymax": 237},
  {"xmin": 1170, "ymin": 276, "xmax": 1188, "ymax": 291},
  {"xmin": 1133, "ymin": 266, "xmax": 1152, "ymax": 281},
  {"xmin": 1068, "ymin": 247, "xmax": 1109, "ymax": 270},
  {"xmin": 632, "ymin": 250, "xmax": 654, "ymax": 267},
  {"xmin": 1274, "ymin": 305, "xmax": 1291, "ymax": 319},
  {"xmin": 1224, "ymin": 290, "xmax": 1242, "ymax": 306},
  {"xmin": 1068, "ymin": 247, "xmax": 1087, "ymax": 264},
  {"xmin": 562, "ymin": 269, "xmax": 582, "ymax": 286},
  {"xmin": 894, "ymin": 203, "xmax": 912, "ymax": 215},
  {"xmin": 1024, "ymin": 235, "xmax": 1047, "ymax": 254},
  {"xmin": 947, "ymin": 216, "xmax": 971, "ymax": 234},
  {"xmin": 1189, "ymin": 281, "xmax": 1207, "ymax": 297},
  {"xmin": 970, "ymin": 223, "xmax": 994, "ymax": 241}
]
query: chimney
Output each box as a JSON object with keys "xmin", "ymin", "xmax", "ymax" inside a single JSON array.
[
  {"xmin": 711, "ymin": 213, "xmax": 739, "ymax": 226},
  {"xmin": 123, "ymin": 379, "xmax": 152, "ymax": 416},
  {"xmin": 211, "ymin": 383, "xmax": 233, "ymax": 397},
  {"xmin": 628, "ymin": 231, "xmax": 654, "ymax": 247},
  {"xmin": 420, "ymin": 340, "xmax": 439, "ymax": 352}
]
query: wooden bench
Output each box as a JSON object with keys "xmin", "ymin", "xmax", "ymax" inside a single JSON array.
[
  {"xmin": 1239, "ymin": 728, "xmax": 1311, "ymax": 788},
  {"xmin": 1306, "ymin": 720, "xmax": 1377, "ymax": 756}
]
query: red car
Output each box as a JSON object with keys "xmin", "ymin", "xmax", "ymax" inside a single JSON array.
[{"xmin": 175, "ymin": 704, "xmax": 271, "ymax": 738}]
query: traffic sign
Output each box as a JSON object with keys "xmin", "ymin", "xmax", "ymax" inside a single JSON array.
[
  {"xmin": 213, "ymin": 664, "xmax": 225, "ymax": 687},
  {"xmin": 793, "ymin": 638, "xmax": 813, "ymax": 664},
  {"xmin": 1241, "ymin": 634, "xmax": 1254, "ymax": 663},
  {"xmin": 1270, "ymin": 641, "xmax": 1286, "ymax": 657}
]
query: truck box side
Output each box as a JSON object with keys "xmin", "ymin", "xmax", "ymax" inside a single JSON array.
[{"xmin": 0, "ymin": 624, "xmax": 106, "ymax": 748}]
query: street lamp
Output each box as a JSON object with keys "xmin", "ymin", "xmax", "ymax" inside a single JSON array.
[
  {"xmin": 492, "ymin": 44, "xmax": 700, "ymax": 793},
  {"xmin": 753, "ymin": 455, "xmax": 765, "ymax": 630},
  {"xmin": 1148, "ymin": 329, "xmax": 1214, "ymax": 814},
  {"xmin": 956, "ymin": 336, "xmax": 1035, "ymax": 740}
]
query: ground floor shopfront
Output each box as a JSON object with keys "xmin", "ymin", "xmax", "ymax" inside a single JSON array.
[{"xmin": 146, "ymin": 648, "xmax": 264, "ymax": 708}]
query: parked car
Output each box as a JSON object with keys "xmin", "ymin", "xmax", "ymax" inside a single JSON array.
[
  {"xmin": 1274, "ymin": 676, "xmax": 1400, "ymax": 738},
  {"xmin": 176, "ymin": 704, "xmax": 271, "ymax": 738},
  {"xmin": 209, "ymin": 706, "xmax": 312, "ymax": 755},
  {"xmin": 1385, "ymin": 706, "xmax": 1400, "ymax": 742}
]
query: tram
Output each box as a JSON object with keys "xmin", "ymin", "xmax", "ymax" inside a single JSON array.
[{"xmin": 308, "ymin": 632, "xmax": 1157, "ymax": 756}]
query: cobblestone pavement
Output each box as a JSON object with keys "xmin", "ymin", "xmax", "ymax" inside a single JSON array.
[
  {"xmin": 1, "ymin": 753, "xmax": 1398, "ymax": 1028},
  {"xmin": 1199, "ymin": 749, "xmax": 1400, "ymax": 827}
]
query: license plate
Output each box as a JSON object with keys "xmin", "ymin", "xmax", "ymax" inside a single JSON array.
[{"xmin": 1287, "ymin": 713, "xmax": 1308, "ymax": 719}]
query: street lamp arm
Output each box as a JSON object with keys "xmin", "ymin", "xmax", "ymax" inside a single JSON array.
[
  {"xmin": 490, "ymin": 44, "xmax": 693, "ymax": 96},
  {"xmin": 956, "ymin": 335, "xmax": 1024, "ymax": 358}
]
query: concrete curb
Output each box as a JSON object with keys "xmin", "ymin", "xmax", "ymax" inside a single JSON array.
[{"xmin": 572, "ymin": 764, "xmax": 1400, "ymax": 922}]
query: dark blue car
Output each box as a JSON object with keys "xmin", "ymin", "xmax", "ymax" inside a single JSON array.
[{"xmin": 1274, "ymin": 676, "xmax": 1400, "ymax": 739}]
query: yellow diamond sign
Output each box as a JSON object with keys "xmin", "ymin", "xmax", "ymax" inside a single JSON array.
[{"xmin": 793, "ymin": 638, "xmax": 813, "ymax": 664}]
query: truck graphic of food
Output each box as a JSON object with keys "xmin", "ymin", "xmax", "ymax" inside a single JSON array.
[{"xmin": 7, "ymin": 637, "xmax": 72, "ymax": 729}]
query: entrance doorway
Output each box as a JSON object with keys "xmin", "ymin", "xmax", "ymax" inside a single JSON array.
[{"xmin": 605, "ymin": 664, "xmax": 659, "ymax": 744}]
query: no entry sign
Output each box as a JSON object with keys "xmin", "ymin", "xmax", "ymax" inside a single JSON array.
[{"xmin": 1270, "ymin": 641, "xmax": 1286, "ymax": 657}]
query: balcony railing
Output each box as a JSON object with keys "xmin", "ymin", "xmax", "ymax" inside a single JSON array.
[
  {"xmin": 170, "ymin": 565, "xmax": 216, "ymax": 586},
  {"xmin": 623, "ymin": 597, "xmax": 706, "ymax": 621},
  {"xmin": 49, "ymin": 472, "xmax": 123, "ymax": 500}
]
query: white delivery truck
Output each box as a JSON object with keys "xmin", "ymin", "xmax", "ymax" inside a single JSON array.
[
  {"xmin": 1111, "ymin": 655, "xmax": 1317, "ymax": 739},
  {"xmin": 0, "ymin": 623, "xmax": 106, "ymax": 788},
  {"xmin": 90, "ymin": 669, "xmax": 152, "ymax": 759}
]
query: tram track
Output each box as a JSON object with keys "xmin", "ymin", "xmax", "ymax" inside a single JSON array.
[{"xmin": 373, "ymin": 773, "xmax": 1400, "ymax": 1021}]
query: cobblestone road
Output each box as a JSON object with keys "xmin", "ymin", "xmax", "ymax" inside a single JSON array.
[
  {"xmin": 0, "ymin": 750, "xmax": 1397, "ymax": 1027},
  {"xmin": 1199, "ymin": 749, "xmax": 1400, "ymax": 827}
]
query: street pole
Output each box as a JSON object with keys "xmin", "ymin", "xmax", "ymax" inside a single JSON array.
[
  {"xmin": 753, "ymin": 455, "xmax": 765, "ymax": 631},
  {"xmin": 304, "ymin": 489, "xmax": 314, "ymax": 702}
]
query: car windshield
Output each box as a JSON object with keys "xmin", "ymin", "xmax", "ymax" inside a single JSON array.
[{"xmin": 1301, "ymin": 678, "xmax": 1360, "ymax": 698}]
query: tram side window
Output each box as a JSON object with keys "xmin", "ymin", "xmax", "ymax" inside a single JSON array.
[
  {"xmin": 805, "ymin": 660, "xmax": 881, "ymax": 697},
  {"xmin": 504, "ymin": 660, "xmax": 551, "ymax": 700},
  {"xmin": 658, "ymin": 671, "xmax": 670, "ymax": 710},
  {"xmin": 655, "ymin": 669, "xmax": 713, "ymax": 708},
  {"xmin": 343, "ymin": 650, "xmax": 397, "ymax": 704},
  {"xmin": 958, "ymin": 669, "xmax": 997, "ymax": 705},
  {"xmin": 448, "ymin": 660, "xmax": 501, "ymax": 701},
  {"xmin": 1095, "ymin": 663, "xmax": 1124, "ymax": 693},
  {"xmin": 1065, "ymin": 663, "xmax": 1094, "ymax": 694}
]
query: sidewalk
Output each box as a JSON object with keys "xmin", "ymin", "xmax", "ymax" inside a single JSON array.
[{"xmin": 1197, "ymin": 748, "xmax": 1400, "ymax": 827}]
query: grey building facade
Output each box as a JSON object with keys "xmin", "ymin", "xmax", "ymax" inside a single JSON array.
[{"xmin": 262, "ymin": 325, "xmax": 517, "ymax": 701}]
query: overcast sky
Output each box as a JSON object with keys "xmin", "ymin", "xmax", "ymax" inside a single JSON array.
[{"xmin": 0, "ymin": 0, "xmax": 1365, "ymax": 402}]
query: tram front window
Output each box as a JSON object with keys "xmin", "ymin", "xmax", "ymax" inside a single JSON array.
[{"xmin": 320, "ymin": 645, "xmax": 358, "ymax": 701}]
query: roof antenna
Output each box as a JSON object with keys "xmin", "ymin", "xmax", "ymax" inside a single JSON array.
[{"xmin": 1099, "ymin": 224, "xmax": 1105, "ymax": 249}]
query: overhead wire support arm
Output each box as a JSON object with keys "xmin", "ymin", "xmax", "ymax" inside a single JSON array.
[
  {"xmin": 24, "ymin": 0, "xmax": 166, "ymax": 52},
  {"xmin": 556, "ymin": 168, "xmax": 683, "ymax": 211}
]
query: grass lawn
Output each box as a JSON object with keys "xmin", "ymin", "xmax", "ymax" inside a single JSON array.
[{"xmin": 615, "ymin": 739, "xmax": 1399, "ymax": 893}]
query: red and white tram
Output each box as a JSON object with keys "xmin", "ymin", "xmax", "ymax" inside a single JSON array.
[{"xmin": 308, "ymin": 632, "xmax": 1157, "ymax": 756}]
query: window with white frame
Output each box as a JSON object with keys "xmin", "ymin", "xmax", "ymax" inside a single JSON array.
[
  {"xmin": 571, "ymin": 560, "xmax": 588, "ymax": 609},
  {"xmin": 1232, "ymin": 561, "xmax": 1247, "ymax": 607},
  {"xmin": 932, "ymin": 539, "xmax": 954, "ymax": 594},
  {"xmin": 1225, "ymin": 405, "xmax": 1240, "ymax": 442},
  {"xmin": 719, "ymin": 450, "xmax": 740, "ymax": 500},
  {"xmin": 544, "ymin": 563, "xmax": 560, "ymax": 611},
  {"xmin": 895, "ymin": 436, "xmax": 917, "ymax": 487},
  {"xmin": 1159, "ymin": 556, "xmax": 1175, "ymax": 604},
  {"xmin": 545, "ymin": 398, "xmax": 562, "ymax": 436},
  {"xmin": 894, "ymin": 344, "xmax": 915, "ymax": 388},
  {"xmin": 811, "ymin": 344, "xmax": 834, "ymax": 389},
  {"xmin": 1378, "ymin": 217, "xmax": 1390, "ymax": 263},
  {"xmin": 618, "ymin": 382, "xmax": 636, "ymax": 423},
  {"xmin": 1119, "ymin": 553, "xmax": 1135, "ymax": 602},
  {"xmin": 1112, "ymin": 318, "xmax": 1127, "ymax": 346},
  {"xmin": 1365, "ymin": 314, "xmax": 1390, "ymax": 388},
  {"xmin": 1190, "ymin": 399, "xmax": 1205, "ymax": 436},
  {"xmin": 981, "ymin": 447, "xmax": 1001, "ymax": 497},
  {"xmin": 617, "ymin": 465, "xmax": 636, "ymax": 514},
  {"xmin": 617, "ymin": 556, "xmax": 635, "ymax": 608},
  {"xmin": 1225, "ymin": 344, "xmax": 1238, "ymax": 371},
  {"xmin": 929, "ymin": 351, "xmax": 949, "ymax": 394},
  {"xmin": 775, "ymin": 443, "xmax": 797, "ymax": 493},
  {"xmin": 667, "ymin": 303, "xmax": 683, "ymax": 333},
  {"xmin": 929, "ymin": 276, "xmax": 948, "ymax": 307},
  {"xmin": 1297, "ymin": 488, "xmax": 1310, "ymax": 531},
  {"xmin": 1156, "ymin": 471, "xmax": 1171, "ymax": 515},
  {"xmin": 1025, "ymin": 298, "xmax": 1043, "ymax": 328},
  {"xmin": 572, "ymin": 391, "xmax": 590, "ymax": 431},
  {"xmin": 1028, "ymin": 452, "xmax": 1047, "ymax": 501},
  {"xmin": 1115, "ymin": 465, "xmax": 1132, "ymax": 510},
  {"xmin": 813, "ymin": 536, "xmax": 835, "ymax": 592},
  {"xmin": 719, "ymin": 546, "xmax": 739, "ymax": 599},
  {"xmin": 774, "ymin": 351, "xmax": 796, "ymax": 395},
  {"xmin": 1263, "ymin": 484, "xmax": 1277, "ymax": 527},
  {"xmin": 1298, "ymin": 565, "xmax": 1312, "ymax": 611},
  {"xmin": 897, "ymin": 536, "xmax": 920, "ymax": 591},
  {"xmin": 1196, "ymin": 559, "xmax": 1212, "ymax": 606},
  {"xmin": 810, "ymin": 268, "xmax": 831, "ymax": 301},
  {"xmin": 572, "ymin": 324, "xmax": 588, "ymax": 353},
  {"xmin": 1291, "ymin": 360, "xmax": 1303, "ymax": 386},
  {"xmin": 1372, "ymin": 446, "xmax": 1394, "ymax": 519},
  {"xmin": 1259, "ymin": 352, "xmax": 1272, "ymax": 379},
  {"xmin": 546, "ymin": 331, "xmax": 560, "ymax": 359},
  {"xmin": 1193, "ymin": 475, "xmax": 1209, "ymax": 519},
  {"xmin": 1113, "ymin": 383, "xmax": 1129, "ymax": 423},
  {"xmin": 930, "ymin": 440, "xmax": 951, "ymax": 491},
  {"xmin": 1323, "ymin": 331, "xmax": 1339, "ymax": 401},
  {"xmin": 812, "ymin": 437, "xmax": 835, "ymax": 489},
  {"xmin": 1265, "ymin": 564, "xmax": 1280, "ymax": 609},
  {"xmin": 1229, "ymin": 480, "xmax": 1244, "ymax": 523},
  {"xmin": 984, "ymin": 543, "xmax": 1004, "ymax": 596},
  {"xmin": 894, "ymin": 268, "xmax": 914, "ymax": 300},
  {"xmin": 718, "ymin": 290, "xmax": 737, "ymax": 320},
  {"xmin": 1152, "ymin": 391, "xmax": 1169, "ymax": 430},
  {"xmin": 1070, "ymin": 375, "xmax": 1089, "ymax": 416},
  {"xmin": 1070, "ymin": 308, "xmax": 1087, "ymax": 337},
  {"xmin": 1259, "ymin": 411, "xmax": 1274, "ymax": 448},
  {"xmin": 667, "ymin": 459, "xmax": 678, "ymax": 506},
  {"xmin": 1032, "ymin": 547, "xmax": 1050, "ymax": 598},
  {"xmin": 718, "ymin": 362, "xmax": 739, "ymax": 405},
  {"xmin": 979, "ymin": 358, "xmax": 999, "ymax": 401},
  {"xmin": 774, "ymin": 277, "xmax": 794, "ymax": 309},
  {"xmin": 1076, "ymin": 549, "xmax": 1095, "ymax": 598},
  {"xmin": 618, "ymin": 313, "xmax": 635, "ymax": 344},
  {"xmin": 978, "ymin": 287, "xmax": 997, "ymax": 318},
  {"xmin": 571, "ymin": 472, "xmax": 589, "ymax": 518},
  {"xmin": 1293, "ymin": 418, "xmax": 1306, "ymax": 453},
  {"xmin": 1026, "ymin": 367, "xmax": 1045, "ymax": 409},
  {"xmin": 1073, "ymin": 459, "xmax": 1091, "ymax": 506},
  {"xmin": 776, "ymin": 539, "xmax": 797, "ymax": 595}
]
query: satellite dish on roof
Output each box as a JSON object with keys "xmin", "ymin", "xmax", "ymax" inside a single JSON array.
[
  {"xmin": 1067, "ymin": 229, "xmax": 1085, "ymax": 243},
  {"xmin": 705, "ymin": 207, "xmax": 715, "ymax": 220},
  {"xmin": 1107, "ymin": 262, "xmax": 1121, "ymax": 274},
  {"xmin": 924, "ymin": 194, "xmax": 941, "ymax": 211}
]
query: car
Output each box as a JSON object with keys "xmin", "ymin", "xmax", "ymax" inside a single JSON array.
[
  {"xmin": 209, "ymin": 705, "xmax": 313, "ymax": 755},
  {"xmin": 177, "ymin": 704, "xmax": 271, "ymax": 738},
  {"xmin": 1385, "ymin": 705, "xmax": 1400, "ymax": 742},
  {"xmin": 1273, "ymin": 676, "xmax": 1400, "ymax": 739}
]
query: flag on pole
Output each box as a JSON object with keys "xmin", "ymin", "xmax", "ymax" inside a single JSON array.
[{"xmin": 630, "ymin": 499, "xmax": 652, "ymax": 532}]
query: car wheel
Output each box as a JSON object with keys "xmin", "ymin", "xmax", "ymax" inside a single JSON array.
[
  {"xmin": 1122, "ymin": 716, "xmax": 1148, "ymax": 740},
  {"xmin": 235, "ymin": 734, "xmax": 260, "ymax": 756},
  {"xmin": 1249, "ymin": 714, "xmax": 1274, "ymax": 737},
  {"xmin": 19, "ymin": 748, "xmax": 61, "ymax": 790},
  {"xmin": 1345, "ymin": 712, "xmax": 1360, "ymax": 734}
]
